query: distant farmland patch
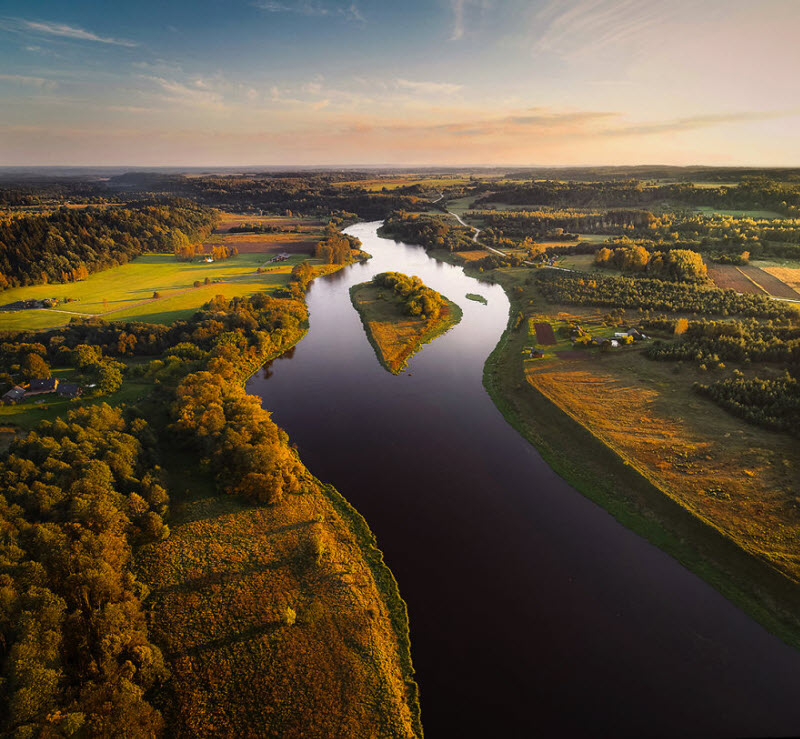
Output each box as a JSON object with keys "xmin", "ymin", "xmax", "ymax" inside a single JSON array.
[
  {"xmin": 738, "ymin": 265, "xmax": 800, "ymax": 300},
  {"xmin": 706, "ymin": 261, "xmax": 800, "ymax": 300},
  {"xmin": 534, "ymin": 322, "xmax": 557, "ymax": 345},
  {"xmin": 705, "ymin": 262, "xmax": 766, "ymax": 295}
]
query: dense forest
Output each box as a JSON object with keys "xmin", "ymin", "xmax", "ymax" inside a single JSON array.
[
  {"xmin": 473, "ymin": 178, "xmax": 800, "ymax": 216},
  {"xmin": 0, "ymin": 404, "xmax": 169, "ymax": 735},
  {"xmin": 107, "ymin": 173, "xmax": 427, "ymax": 220},
  {"xmin": 0, "ymin": 199, "xmax": 218, "ymax": 288},
  {"xmin": 594, "ymin": 245, "xmax": 707, "ymax": 281},
  {"xmin": 695, "ymin": 373, "xmax": 800, "ymax": 436},
  {"xmin": 0, "ymin": 286, "xmax": 318, "ymax": 732},
  {"xmin": 645, "ymin": 319, "xmax": 800, "ymax": 366}
]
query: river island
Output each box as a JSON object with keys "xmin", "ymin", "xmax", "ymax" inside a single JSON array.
[{"xmin": 350, "ymin": 271, "xmax": 462, "ymax": 374}]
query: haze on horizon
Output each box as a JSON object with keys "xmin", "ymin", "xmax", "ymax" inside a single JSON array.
[{"xmin": 1, "ymin": 0, "xmax": 799, "ymax": 168}]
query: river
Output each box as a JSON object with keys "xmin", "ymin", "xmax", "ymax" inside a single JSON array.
[{"xmin": 246, "ymin": 221, "xmax": 800, "ymax": 737}]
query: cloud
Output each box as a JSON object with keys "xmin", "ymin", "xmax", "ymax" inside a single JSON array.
[
  {"xmin": 606, "ymin": 109, "xmax": 800, "ymax": 137},
  {"xmin": 1, "ymin": 17, "xmax": 138, "ymax": 47},
  {"xmin": 340, "ymin": 107, "xmax": 618, "ymax": 140},
  {"xmin": 143, "ymin": 76, "xmax": 226, "ymax": 109},
  {"xmin": 395, "ymin": 78, "xmax": 462, "ymax": 95},
  {"xmin": 531, "ymin": 0, "xmax": 674, "ymax": 57},
  {"xmin": 253, "ymin": 1, "xmax": 365, "ymax": 23},
  {"xmin": 448, "ymin": 0, "xmax": 490, "ymax": 41},
  {"xmin": 0, "ymin": 73, "xmax": 56, "ymax": 89},
  {"xmin": 450, "ymin": 0, "xmax": 466, "ymax": 40}
]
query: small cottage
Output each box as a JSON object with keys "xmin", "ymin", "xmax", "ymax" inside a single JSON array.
[
  {"xmin": 57, "ymin": 382, "xmax": 82, "ymax": 399},
  {"xmin": 2, "ymin": 386, "xmax": 26, "ymax": 405}
]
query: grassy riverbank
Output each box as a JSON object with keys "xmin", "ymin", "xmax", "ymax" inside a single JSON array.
[
  {"xmin": 350, "ymin": 280, "xmax": 462, "ymax": 374},
  {"xmin": 478, "ymin": 265, "xmax": 800, "ymax": 649},
  {"xmin": 134, "ymin": 265, "xmax": 423, "ymax": 736},
  {"xmin": 421, "ymin": 244, "xmax": 800, "ymax": 649}
]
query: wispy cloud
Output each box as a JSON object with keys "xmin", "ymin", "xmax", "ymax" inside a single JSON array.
[
  {"xmin": 0, "ymin": 73, "xmax": 56, "ymax": 90},
  {"xmin": 143, "ymin": 76, "xmax": 226, "ymax": 109},
  {"xmin": 449, "ymin": 0, "xmax": 490, "ymax": 41},
  {"xmin": 606, "ymin": 109, "xmax": 800, "ymax": 137},
  {"xmin": 531, "ymin": 0, "xmax": 674, "ymax": 57},
  {"xmin": 253, "ymin": 1, "xmax": 365, "ymax": 23},
  {"xmin": 396, "ymin": 78, "xmax": 462, "ymax": 95},
  {"xmin": 0, "ymin": 17, "xmax": 138, "ymax": 47}
]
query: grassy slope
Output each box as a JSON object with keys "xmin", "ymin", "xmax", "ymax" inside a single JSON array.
[
  {"xmin": 350, "ymin": 282, "xmax": 462, "ymax": 374},
  {"xmin": 478, "ymin": 265, "xmax": 800, "ymax": 648},
  {"xmin": 138, "ymin": 463, "xmax": 421, "ymax": 738}
]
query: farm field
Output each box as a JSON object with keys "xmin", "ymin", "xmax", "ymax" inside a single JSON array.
[
  {"xmin": 0, "ymin": 252, "xmax": 319, "ymax": 330},
  {"xmin": 758, "ymin": 263, "xmax": 800, "ymax": 293},
  {"xmin": 334, "ymin": 175, "xmax": 478, "ymax": 192},
  {"xmin": 213, "ymin": 212, "xmax": 325, "ymax": 232},
  {"xmin": 706, "ymin": 261, "xmax": 800, "ymax": 299}
]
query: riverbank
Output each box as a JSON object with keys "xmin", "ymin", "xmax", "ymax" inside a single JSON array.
[
  {"xmin": 136, "ymin": 256, "xmax": 422, "ymax": 736},
  {"xmin": 350, "ymin": 280, "xmax": 462, "ymax": 374},
  {"xmin": 475, "ymin": 263, "xmax": 800, "ymax": 649}
]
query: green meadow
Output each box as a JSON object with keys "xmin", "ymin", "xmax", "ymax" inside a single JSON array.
[{"xmin": 0, "ymin": 253, "xmax": 315, "ymax": 329}]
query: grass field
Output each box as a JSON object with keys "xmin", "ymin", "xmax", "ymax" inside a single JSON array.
[
  {"xmin": 479, "ymin": 264, "xmax": 800, "ymax": 648},
  {"xmin": 350, "ymin": 282, "xmax": 462, "ymax": 374},
  {"xmin": 137, "ymin": 444, "xmax": 421, "ymax": 738},
  {"xmin": 0, "ymin": 253, "xmax": 325, "ymax": 329},
  {"xmin": 693, "ymin": 205, "xmax": 785, "ymax": 219}
]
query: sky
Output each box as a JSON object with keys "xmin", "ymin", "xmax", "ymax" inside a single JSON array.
[{"xmin": 1, "ymin": 0, "xmax": 799, "ymax": 167}]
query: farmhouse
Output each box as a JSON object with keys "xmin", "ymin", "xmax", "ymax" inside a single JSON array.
[
  {"xmin": 27, "ymin": 377, "xmax": 59, "ymax": 395},
  {"xmin": 57, "ymin": 382, "xmax": 82, "ymax": 399},
  {"xmin": 2, "ymin": 386, "xmax": 26, "ymax": 405}
]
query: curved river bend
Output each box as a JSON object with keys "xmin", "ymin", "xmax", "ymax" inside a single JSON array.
[{"xmin": 247, "ymin": 222, "xmax": 800, "ymax": 737}]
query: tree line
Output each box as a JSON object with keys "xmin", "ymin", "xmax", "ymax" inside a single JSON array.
[
  {"xmin": 380, "ymin": 212, "xmax": 477, "ymax": 253},
  {"xmin": 594, "ymin": 245, "xmax": 707, "ymax": 281},
  {"xmin": 535, "ymin": 269, "xmax": 797, "ymax": 320},
  {"xmin": 0, "ymin": 199, "xmax": 218, "ymax": 289}
]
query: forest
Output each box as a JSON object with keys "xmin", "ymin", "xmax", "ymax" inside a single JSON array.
[
  {"xmin": 380, "ymin": 212, "xmax": 476, "ymax": 253},
  {"xmin": 535, "ymin": 270, "xmax": 796, "ymax": 320},
  {"xmin": 0, "ymin": 285, "xmax": 323, "ymax": 733},
  {"xmin": 0, "ymin": 199, "xmax": 218, "ymax": 288}
]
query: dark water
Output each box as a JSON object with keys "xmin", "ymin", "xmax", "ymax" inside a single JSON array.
[{"xmin": 247, "ymin": 222, "xmax": 800, "ymax": 738}]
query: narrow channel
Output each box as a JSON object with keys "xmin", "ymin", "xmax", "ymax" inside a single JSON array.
[{"xmin": 246, "ymin": 221, "xmax": 800, "ymax": 737}]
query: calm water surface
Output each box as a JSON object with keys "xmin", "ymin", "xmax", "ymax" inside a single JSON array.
[{"xmin": 247, "ymin": 222, "xmax": 800, "ymax": 737}]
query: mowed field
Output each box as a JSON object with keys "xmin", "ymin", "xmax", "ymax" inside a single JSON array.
[
  {"xmin": 759, "ymin": 264, "xmax": 800, "ymax": 293},
  {"xmin": 0, "ymin": 252, "xmax": 323, "ymax": 330}
]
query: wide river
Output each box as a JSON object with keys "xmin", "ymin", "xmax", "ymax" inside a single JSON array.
[{"xmin": 247, "ymin": 222, "xmax": 800, "ymax": 737}]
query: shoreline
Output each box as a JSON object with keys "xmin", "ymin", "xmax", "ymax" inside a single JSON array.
[{"xmin": 425, "ymin": 248, "xmax": 800, "ymax": 651}]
